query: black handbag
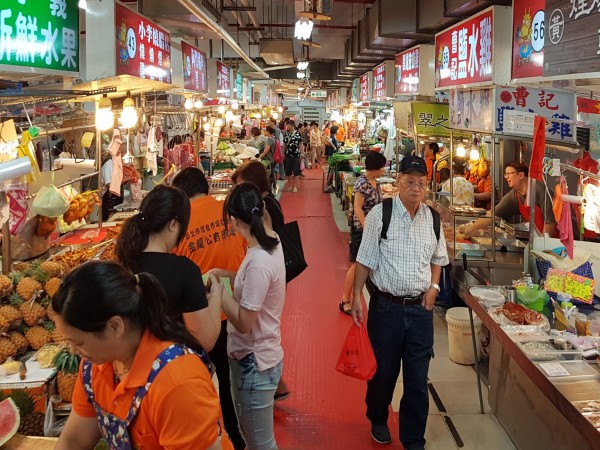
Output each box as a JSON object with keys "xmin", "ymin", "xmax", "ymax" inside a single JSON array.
[{"xmin": 274, "ymin": 220, "xmax": 308, "ymax": 283}]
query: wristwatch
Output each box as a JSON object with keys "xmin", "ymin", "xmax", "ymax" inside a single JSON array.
[{"xmin": 430, "ymin": 283, "xmax": 440, "ymax": 292}]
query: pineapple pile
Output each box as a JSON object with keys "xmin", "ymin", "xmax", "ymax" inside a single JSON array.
[
  {"xmin": 1, "ymin": 389, "xmax": 45, "ymax": 437},
  {"xmin": 0, "ymin": 260, "xmax": 65, "ymax": 365}
]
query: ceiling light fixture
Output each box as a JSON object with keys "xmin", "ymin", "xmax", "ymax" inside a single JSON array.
[
  {"xmin": 297, "ymin": 61, "xmax": 309, "ymax": 71},
  {"xmin": 194, "ymin": 99, "xmax": 203, "ymax": 109},
  {"xmin": 294, "ymin": 19, "xmax": 314, "ymax": 40},
  {"xmin": 296, "ymin": 71, "xmax": 306, "ymax": 79},
  {"xmin": 96, "ymin": 94, "xmax": 114, "ymax": 131},
  {"xmin": 217, "ymin": 105, "xmax": 226, "ymax": 114},
  {"xmin": 184, "ymin": 98, "xmax": 193, "ymax": 110},
  {"xmin": 120, "ymin": 92, "xmax": 138, "ymax": 129},
  {"xmin": 299, "ymin": 10, "xmax": 331, "ymax": 21}
]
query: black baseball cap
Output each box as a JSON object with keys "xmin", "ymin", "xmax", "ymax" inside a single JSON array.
[{"xmin": 400, "ymin": 155, "xmax": 428, "ymax": 175}]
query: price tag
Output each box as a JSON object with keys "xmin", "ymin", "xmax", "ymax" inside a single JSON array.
[{"xmin": 539, "ymin": 362, "xmax": 570, "ymax": 377}]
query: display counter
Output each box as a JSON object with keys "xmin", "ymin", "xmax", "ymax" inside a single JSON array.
[{"xmin": 463, "ymin": 285, "xmax": 600, "ymax": 450}]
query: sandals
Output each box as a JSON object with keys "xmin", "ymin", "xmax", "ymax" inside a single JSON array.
[{"xmin": 339, "ymin": 300, "xmax": 352, "ymax": 316}]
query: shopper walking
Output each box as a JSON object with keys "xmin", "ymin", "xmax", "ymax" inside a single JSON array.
[
  {"xmin": 260, "ymin": 126, "xmax": 279, "ymax": 191},
  {"xmin": 309, "ymin": 121, "xmax": 322, "ymax": 168},
  {"xmin": 53, "ymin": 261, "xmax": 232, "ymax": 450},
  {"xmin": 172, "ymin": 168, "xmax": 247, "ymax": 450},
  {"xmin": 209, "ymin": 183, "xmax": 286, "ymax": 450},
  {"xmin": 115, "ymin": 185, "xmax": 222, "ymax": 352},
  {"xmin": 351, "ymin": 155, "xmax": 449, "ymax": 449},
  {"xmin": 339, "ymin": 151, "xmax": 386, "ymax": 315},
  {"xmin": 283, "ymin": 121, "xmax": 304, "ymax": 192},
  {"xmin": 269, "ymin": 118, "xmax": 285, "ymax": 180},
  {"xmin": 298, "ymin": 122, "xmax": 310, "ymax": 175}
]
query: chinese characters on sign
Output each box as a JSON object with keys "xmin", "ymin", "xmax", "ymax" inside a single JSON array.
[
  {"xmin": 235, "ymin": 72, "xmax": 243, "ymax": 99},
  {"xmin": 411, "ymin": 103, "xmax": 450, "ymax": 137},
  {"xmin": 449, "ymin": 88, "xmax": 494, "ymax": 133},
  {"xmin": 183, "ymin": 219, "xmax": 238, "ymax": 254},
  {"xmin": 216, "ymin": 60, "xmax": 231, "ymax": 97},
  {"xmin": 351, "ymin": 78, "xmax": 359, "ymax": 102},
  {"xmin": 115, "ymin": 4, "xmax": 171, "ymax": 83},
  {"xmin": 372, "ymin": 63, "xmax": 386, "ymax": 99},
  {"xmin": 544, "ymin": 0, "xmax": 600, "ymax": 76},
  {"xmin": 395, "ymin": 47, "xmax": 420, "ymax": 94},
  {"xmin": 435, "ymin": 9, "xmax": 493, "ymax": 88},
  {"xmin": 360, "ymin": 73, "xmax": 370, "ymax": 102},
  {"xmin": 495, "ymin": 86, "xmax": 576, "ymax": 142},
  {"xmin": 511, "ymin": 0, "xmax": 545, "ymax": 79},
  {"xmin": 181, "ymin": 41, "xmax": 207, "ymax": 93},
  {"xmin": 0, "ymin": 0, "xmax": 79, "ymax": 73}
]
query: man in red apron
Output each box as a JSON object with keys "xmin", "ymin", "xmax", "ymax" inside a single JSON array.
[{"xmin": 461, "ymin": 162, "xmax": 556, "ymax": 237}]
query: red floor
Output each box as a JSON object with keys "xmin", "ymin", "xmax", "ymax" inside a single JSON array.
[{"xmin": 274, "ymin": 168, "xmax": 400, "ymax": 449}]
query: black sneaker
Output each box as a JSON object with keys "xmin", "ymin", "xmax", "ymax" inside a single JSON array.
[{"xmin": 370, "ymin": 425, "xmax": 392, "ymax": 444}]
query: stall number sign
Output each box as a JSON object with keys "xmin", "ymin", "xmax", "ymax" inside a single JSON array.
[
  {"xmin": 360, "ymin": 73, "xmax": 369, "ymax": 102},
  {"xmin": 0, "ymin": 0, "xmax": 79, "ymax": 73},
  {"xmin": 216, "ymin": 60, "xmax": 230, "ymax": 97},
  {"xmin": 181, "ymin": 41, "xmax": 207, "ymax": 93},
  {"xmin": 511, "ymin": 0, "xmax": 545, "ymax": 79},
  {"xmin": 495, "ymin": 86, "xmax": 576, "ymax": 142},
  {"xmin": 309, "ymin": 90, "xmax": 327, "ymax": 98},
  {"xmin": 372, "ymin": 63, "xmax": 386, "ymax": 99},
  {"xmin": 115, "ymin": 4, "xmax": 171, "ymax": 83},
  {"xmin": 395, "ymin": 47, "xmax": 420, "ymax": 95},
  {"xmin": 435, "ymin": 8, "xmax": 493, "ymax": 88}
]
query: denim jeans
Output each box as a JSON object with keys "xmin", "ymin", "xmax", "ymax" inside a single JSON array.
[
  {"xmin": 230, "ymin": 353, "xmax": 283, "ymax": 450},
  {"xmin": 365, "ymin": 293, "xmax": 434, "ymax": 450}
]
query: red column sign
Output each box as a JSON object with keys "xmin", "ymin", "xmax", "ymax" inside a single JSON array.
[
  {"xmin": 435, "ymin": 9, "xmax": 493, "ymax": 88},
  {"xmin": 360, "ymin": 73, "xmax": 369, "ymax": 102},
  {"xmin": 115, "ymin": 4, "xmax": 172, "ymax": 83},
  {"xmin": 216, "ymin": 61, "xmax": 231, "ymax": 97},
  {"xmin": 511, "ymin": 0, "xmax": 545, "ymax": 79},
  {"xmin": 372, "ymin": 63, "xmax": 386, "ymax": 99},
  {"xmin": 181, "ymin": 41, "xmax": 207, "ymax": 93},
  {"xmin": 395, "ymin": 47, "xmax": 420, "ymax": 94}
]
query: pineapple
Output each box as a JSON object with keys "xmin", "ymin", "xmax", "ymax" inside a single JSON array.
[
  {"xmin": 53, "ymin": 348, "xmax": 81, "ymax": 403},
  {"xmin": 44, "ymin": 277, "xmax": 62, "ymax": 299},
  {"xmin": 0, "ymin": 303, "xmax": 22, "ymax": 328},
  {"xmin": 10, "ymin": 389, "xmax": 45, "ymax": 437},
  {"xmin": 0, "ymin": 312, "xmax": 8, "ymax": 333},
  {"xmin": 16, "ymin": 295, "xmax": 46, "ymax": 327},
  {"xmin": 7, "ymin": 331, "xmax": 29, "ymax": 353},
  {"xmin": 0, "ymin": 274, "xmax": 13, "ymax": 296},
  {"xmin": 16, "ymin": 277, "xmax": 42, "ymax": 302},
  {"xmin": 39, "ymin": 260, "xmax": 62, "ymax": 278},
  {"xmin": 46, "ymin": 322, "xmax": 65, "ymax": 343},
  {"xmin": 25, "ymin": 326, "xmax": 51, "ymax": 350},
  {"xmin": 0, "ymin": 337, "xmax": 17, "ymax": 359}
]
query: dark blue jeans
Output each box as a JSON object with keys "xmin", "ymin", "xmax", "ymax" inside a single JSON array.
[{"xmin": 366, "ymin": 293, "xmax": 434, "ymax": 450}]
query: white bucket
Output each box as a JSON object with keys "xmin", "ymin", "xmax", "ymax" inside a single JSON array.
[{"xmin": 446, "ymin": 307, "xmax": 482, "ymax": 365}]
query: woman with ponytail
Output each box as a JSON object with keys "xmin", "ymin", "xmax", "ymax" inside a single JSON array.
[
  {"xmin": 115, "ymin": 185, "xmax": 222, "ymax": 351},
  {"xmin": 53, "ymin": 261, "xmax": 233, "ymax": 450},
  {"xmin": 208, "ymin": 183, "xmax": 286, "ymax": 450}
]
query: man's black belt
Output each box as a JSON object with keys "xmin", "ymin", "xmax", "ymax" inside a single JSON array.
[{"xmin": 366, "ymin": 278, "xmax": 423, "ymax": 306}]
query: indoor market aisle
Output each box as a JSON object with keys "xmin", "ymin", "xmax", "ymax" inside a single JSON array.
[{"xmin": 271, "ymin": 167, "xmax": 517, "ymax": 450}]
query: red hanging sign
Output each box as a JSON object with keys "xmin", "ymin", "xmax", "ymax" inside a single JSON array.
[
  {"xmin": 395, "ymin": 47, "xmax": 420, "ymax": 94},
  {"xmin": 360, "ymin": 73, "xmax": 369, "ymax": 102},
  {"xmin": 216, "ymin": 61, "xmax": 231, "ymax": 97},
  {"xmin": 435, "ymin": 8, "xmax": 493, "ymax": 88},
  {"xmin": 577, "ymin": 97, "xmax": 600, "ymax": 115},
  {"xmin": 181, "ymin": 41, "xmax": 207, "ymax": 93},
  {"xmin": 115, "ymin": 4, "xmax": 172, "ymax": 83},
  {"xmin": 511, "ymin": 0, "xmax": 545, "ymax": 79},
  {"xmin": 530, "ymin": 115, "xmax": 547, "ymax": 182},
  {"xmin": 372, "ymin": 63, "xmax": 386, "ymax": 99}
]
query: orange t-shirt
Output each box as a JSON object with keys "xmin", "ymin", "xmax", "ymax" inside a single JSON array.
[
  {"xmin": 176, "ymin": 196, "xmax": 246, "ymax": 273},
  {"xmin": 336, "ymin": 126, "xmax": 345, "ymax": 143},
  {"xmin": 72, "ymin": 331, "xmax": 234, "ymax": 450}
]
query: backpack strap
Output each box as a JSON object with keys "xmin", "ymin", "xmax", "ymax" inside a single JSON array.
[
  {"xmin": 380, "ymin": 198, "xmax": 393, "ymax": 240},
  {"xmin": 427, "ymin": 205, "xmax": 441, "ymax": 242}
]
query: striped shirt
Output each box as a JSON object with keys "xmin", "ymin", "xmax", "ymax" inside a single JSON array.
[{"xmin": 357, "ymin": 197, "xmax": 449, "ymax": 296}]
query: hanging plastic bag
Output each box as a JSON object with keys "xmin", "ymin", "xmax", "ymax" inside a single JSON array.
[
  {"xmin": 336, "ymin": 323, "xmax": 377, "ymax": 381},
  {"xmin": 44, "ymin": 394, "xmax": 67, "ymax": 437},
  {"xmin": 31, "ymin": 184, "xmax": 69, "ymax": 217},
  {"xmin": 6, "ymin": 182, "xmax": 28, "ymax": 235}
]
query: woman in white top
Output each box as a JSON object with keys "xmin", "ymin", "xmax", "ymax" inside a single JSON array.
[
  {"xmin": 209, "ymin": 183, "xmax": 286, "ymax": 450},
  {"xmin": 441, "ymin": 157, "xmax": 474, "ymax": 206}
]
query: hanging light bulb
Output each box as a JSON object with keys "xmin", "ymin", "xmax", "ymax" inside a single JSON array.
[
  {"xmin": 296, "ymin": 71, "xmax": 306, "ymax": 79},
  {"xmin": 194, "ymin": 99, "xmax": 203, "ymax": 109},
  {"xmin": 294, "ymin": 19, "xmax": 314, "ymax": 40},
  {"xmin": 255, "ymin": 113, "xmax": 262, "ymax": 119},
  {"xmin": 469, "ymin": 147, "xmax": 480, "ymax": 161},
  {"xmin": 277, "ymin": 106, "xmax": 283, "ymax": 112},
  {"xmin": 120, "ymin": 92, "xmax": 138, "ymax": 128},
  {"xmin": 202, "ymin": 116, "xmax": 208, "ymax": 122},
  {"xmin": 225, "ymin": 110, "xmax": 234, "ymax": 121},
  {"xmin": 203, "ymin": 122, "xmax": 211, "ymax": 132},
  {"xmin": 297, "ymin": 61, "xmax": 309, "ymax": 71},
  {"xmin": 456, "ymin": 144, "xmax": 466, "ymax": 157},
  {"xmin": 231, "ymin": 101, "xmax": 239, "ymax": 110},
  {"xmin": 184, "ymin": 98, "xmax": 193, "ymax": 110},
  {"xmin": 272, "ymin": 112, "xmax": 279, "ymax": 120},
  {"xmin": 96, "ymin": 94, "xmax": 114, "ymax": 131},
  {"xmin": 217, "ymin": 105, "xmax": 226, "ymax": 114},
  {"xmin": 78, "ymin": 0, "xmax": 87, "ymax": 9},
  {"xmin": 215, "ymin": 118, "xmax": 224, "ymax": 127}
]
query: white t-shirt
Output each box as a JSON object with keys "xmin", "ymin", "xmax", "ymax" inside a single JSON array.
[{"xmin": 228, "ymin": 242, "xmax": 286, "ymax": 371}]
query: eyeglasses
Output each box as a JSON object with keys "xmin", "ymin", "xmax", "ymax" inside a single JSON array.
[
  {"xmin": 504, "ymin": 171, "xmax": 519, "ymax": 177},
  {"xmin": 401, "ymin": 179, "xmax": 428, "ymax": 190}
]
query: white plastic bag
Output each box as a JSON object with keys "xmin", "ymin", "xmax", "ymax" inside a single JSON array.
[{"xmin": 32, "ymin": 184, "xmax": 69, "ymax": 217}]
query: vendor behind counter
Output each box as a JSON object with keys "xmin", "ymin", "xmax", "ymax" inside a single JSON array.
[{"xmin": 461, "ymin": 162, "xmax": 557, "ymax": 237}]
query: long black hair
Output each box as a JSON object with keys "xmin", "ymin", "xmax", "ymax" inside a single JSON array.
[
  {"xmin": 52, "ymin": 261, "xmax": 202, "ymax": 352},
  {"xmin": 224, "ymin": 183, "xmax": 279, "ymax": 253},
  {"xmin": 116, "ymin": 185, "xmax": 190, "ymax": 270}
]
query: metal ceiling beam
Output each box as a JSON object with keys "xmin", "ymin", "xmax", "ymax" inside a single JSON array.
[{"xmin": 177, "ymin": 0, "xmax": 269, "ymax": 79}]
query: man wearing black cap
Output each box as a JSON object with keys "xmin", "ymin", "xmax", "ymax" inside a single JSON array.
[{"xmin": 351, "ymin": 155, "xmax": 449, "ymax": 449}]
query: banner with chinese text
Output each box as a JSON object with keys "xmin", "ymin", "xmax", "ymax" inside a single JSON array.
[
  {"xmin": 216, "ymin": 60, "xmax": 231, "ymax": 97},
  {"xmin": 544, "ymin": 0, "xmax": 600, "ymax": 77},
  {"xmin": 372, "ymin": 62, "xmax": 387, "ymax": 99},
  {"xmin": 0, "ymin": 0, "xmax": 79, "ymax": 73},
  {"xmin": 235, "ymin": 72, "xmax": 243, "ymax": 99},
  {"xmin": 181, "ymin": 41, "xmax": 207, "ymax": 93},
  {"xmin": 351, "ymin": 78, "xmax": 359, "ymax": 102},
  {"xmin": 435, "ymin": 8, "xmax": 493, "ymax": 88},
  {"xmin": 411, "ymin": 102, "xmax": 450, "ymax": 137},
  {"xmin": 449, "ymin": 89, "xmax": 494, "ymax": 133},
  {"xmin": 511, "ymin": 0, "xmax": 545, "ymax": 79},
  {"xmin": 359, "ymin": 72, "xmax": 370, "ymax": 102},
  {"xmin": 495, "ymin": 86, "xmax": 575, "ymax": 142},
  {"xmin": 115, "ymin": 4, "xmax": 171, "ymax": 83},
  {"xmin": 395, "ymin": 47, "xmax": 420, "ymax": 95}
]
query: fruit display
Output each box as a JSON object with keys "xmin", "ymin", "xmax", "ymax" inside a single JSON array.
[
  {"xmin": 62, "ymin": 191, "xmax": 101, "ymax": 225},
  {"xmin": 53, "ymin": 348, "xmax": 81, "ymax": 403},
  {"xmin": 7, "ymin": 390, "xmax": 45, "ymax": 437},
  {"xmin": 36, "ymin": 343, "xmax": 63, "ymax": 369},
  {"xmin": 0, "ymin": 397, "xmax": 20, "ymax": 446}
]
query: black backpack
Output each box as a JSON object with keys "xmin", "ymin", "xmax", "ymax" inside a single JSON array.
[{"xmin": 380, "ymin": 197, "xmax": 440, "ymax": 241}]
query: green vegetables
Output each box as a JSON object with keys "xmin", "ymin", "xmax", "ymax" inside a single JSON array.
[{"xmin": 327, "ymin": 154, "xmax": 353, "ymax": 166}]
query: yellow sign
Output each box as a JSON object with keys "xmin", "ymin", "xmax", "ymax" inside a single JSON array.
[{"xmin": 545, "ymin": 268, "xmax": 595, "ymax": 304}]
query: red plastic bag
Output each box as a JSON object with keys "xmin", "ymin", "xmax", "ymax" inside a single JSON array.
[{"xmin": 336, "ymin": 323, "xmax": 377, "ymax": 381}]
